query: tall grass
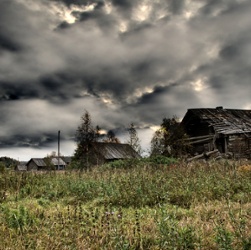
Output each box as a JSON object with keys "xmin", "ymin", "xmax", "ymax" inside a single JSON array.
[{"xmin": 0, "ymin": 158, "xmax": 251, "ymax": 249}]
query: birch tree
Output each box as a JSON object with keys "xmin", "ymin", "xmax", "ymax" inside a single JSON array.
[{"xmin": 127, "ymin": 123, "xmax": 142, "ymax": 155}]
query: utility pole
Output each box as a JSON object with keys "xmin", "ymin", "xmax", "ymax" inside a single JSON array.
[{"xmin": 58, "ymin": 130, "xmax": 60, "ymax": 170}]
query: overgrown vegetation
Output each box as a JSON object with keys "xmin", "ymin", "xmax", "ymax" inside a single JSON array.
[
  {"xmin": 151, "ymin": 117, "xmax": 191, "ymax": 157},
  {"xmin": 1, "ymin": 158, "xmax": 251, "ymax": 249}
]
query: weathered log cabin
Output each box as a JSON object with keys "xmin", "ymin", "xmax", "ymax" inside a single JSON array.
[{"xmin": 181, "ymin": 107, "xmax": 251, "ymax": 159}]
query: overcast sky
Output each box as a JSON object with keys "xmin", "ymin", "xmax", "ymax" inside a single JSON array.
[{"xmin": 1, "ymin": 0, "xmax": 251, "ymax": 160}]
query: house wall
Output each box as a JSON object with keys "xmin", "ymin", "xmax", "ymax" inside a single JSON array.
[
  {"xmin": 27, "ymin": 161, "xmax": 38, "ymax": 171},
  {"xmin": 185, "ymin": 121, "xmax": 211, "ymax": 137},
  {"xmin": 227, "ymin": 134, "xmax": 251, "ymax": 159}
]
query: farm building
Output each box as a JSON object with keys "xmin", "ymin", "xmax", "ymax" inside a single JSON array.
[
  {"xmin": 61, "ymin": 156, "xmax": 72, "ymax": 165},
  {"xmin": 80, "ymin": 142, "xmax": 141, "ymax": 165},
  {"xmin": 181, "ymin": 107, "xmax": 251, "ymax": 159},
  {"xmin": 26, "ymin": 157, "xmax": 67, "ymax": 171},
  {"xmin": 15, "ymin": 162, "xmax": 27, "ymax": 171}
]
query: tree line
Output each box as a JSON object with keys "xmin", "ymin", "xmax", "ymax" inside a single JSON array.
[{"xmin": 73, "ymin": 110, "xmax": 190, "ymax": 163}]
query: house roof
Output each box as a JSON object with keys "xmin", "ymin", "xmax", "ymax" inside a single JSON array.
[
  {"xmin": 61, "ymin": 156, "xmax": 72, "ymax": 164},
  {"xmin": 181, "ymin": 107, "xmax": 251, "ymax": 135},
  {"xmin": 26, "ymin": 157, "xmax": 66, "ymax": 167},
  {"xmin": 91, "ymin": 142, "xmax": 141, "ymax": 160},
  {"xmin": 51, "ymin": 157, "xmax": 66, "ymax": 166},
  {"xmin": 28, "ymin": 158, "xmax": 47, "ymax": 167},
  {"xmin": 16, "ymin": 163, "xmax": 27, "ymax": 171}
]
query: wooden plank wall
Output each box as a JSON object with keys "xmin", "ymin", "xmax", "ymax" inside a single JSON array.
[{"xmin": 228, "ymin": 135, "xmax": 251, "ymax": 159}]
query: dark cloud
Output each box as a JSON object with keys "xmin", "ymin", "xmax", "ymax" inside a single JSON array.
[
  {"xmin": 168, "ymin": 0, "xmax": 185, "ymax": 15},
  {"xmin": 0, "ymin": 133, "xmax": 59, "ymax": 149},
  {"xmin": 51, "ymin": 0, "xmax": 100, "ymax": 7},
  {"xmin": 0, "ymin": 81, "xmax": 40, "ymax": 101},
  {"xmin": 0, "ymin": 34, "xmax": 22, "ymax": 52},
  {"xmin": 1, "ymin": 0, "xmax": 251, "ymax": 159},
  {"xmin": 219, "ymin": 44, "xmax": 239, "ymax": 60},
  {"xmin": 57, "ymin": 21, "xmax": 71, "ymax": 29}
]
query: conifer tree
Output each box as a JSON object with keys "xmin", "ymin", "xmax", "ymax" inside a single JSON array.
[{"xmin": 74, "ymin": 110, "xmax": 99, "ymax": 165}]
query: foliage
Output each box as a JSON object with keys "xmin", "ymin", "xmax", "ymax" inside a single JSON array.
[
  {"xmin": 43, "ymin": 155, "xmax": 55, "ymax": 170},
  {"xmin": 0, "ymin": 162, "xmax": 5, "ymax": 173},
  {"xmin": 0, "ymin": 157, "xmax": 18, "ymax": 169},
  {"xmin": 127, "ymin": 123, "xmax": 142, "ymax": 155},
  {"xmin": 157, "ymin": 207, "xmax": 197, "ymax": 249},
  {"xmin": 1, "ymin": 159, "xmax": 251, "ymax": 249},
  {"xmin": 105, "ymin": 159, "xmax": 137, "ymax": 169},
  {"xmin": 2, "ymin": 205, "xmax": 36, "ymax": 232},
  {"xmin": 103, "ymin": 130, "xmax": 120, "ymax": 143},
  {"xmin": 150, "ymin": 127, "xmax": 166, "ymax": 156},
  {"xmin": 146, "ymin": 155, "xmax": 178, "ymax": 165},
  {"xmin": 73, "ymin": 110, "xmax": 100, "ymax": 167},
  {"xmin": 151, "ymin": 116, "xmax": 191, "ymax": 157}
]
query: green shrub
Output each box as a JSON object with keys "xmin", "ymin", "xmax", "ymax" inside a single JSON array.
[
  {"xmin": 3, "ymin": 205, "xmax": 36, "ymax": 232},
  {"xmin": 157, "ymin": 208, "xmax": 197, "ymax": 249},
  {"xmin": 0, "ymin": 162, "xmax": 5, "ymax": 173},
  {"xmin": 147, "ymin": 155, "xmax": 178, "ymax": 165}
]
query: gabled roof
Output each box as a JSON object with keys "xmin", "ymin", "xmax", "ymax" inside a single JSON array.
[
  {"xmin": 27, "ymin": 158, "xmax": 47, "ymax": 167},
  {"xmin": 182, "ymin": 107, "xmax": 251, "ymax": 135},
  {"xmin": 51, "ymin": 157, "xmax": 66, "ymax": 166},
  {"xmin": 26, "ymin": 157, "xmax": 66, "ymax": 167},
  {"xmin": 91, "ymin": 142, "xmax": 141, "ymax": 160},
  {"xmin": 16, "ymin": 163, "xmax": 27, "ymax": 171},
  {"xmin": 61, "ymin": 156, "xmax": 72, "ymax": 164}
]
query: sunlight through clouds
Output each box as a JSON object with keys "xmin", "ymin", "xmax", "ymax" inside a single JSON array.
[
  {"xmin": 133, "ymin": 2, "xmax": 152, "ymax": 22},
  {"xmin": 190, "ymin": 78, "xmax": 208, "ymax": 92},
  {"xmin": 50, "ymin": 3, "xmax": 96, "ymax": 24}
]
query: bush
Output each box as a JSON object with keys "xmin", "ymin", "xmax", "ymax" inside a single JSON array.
[
  {"xmin": 0, "ymin": 162, "xmax": 5, "ymax": 173},
  {"xmin": 3, "ymin": 205, "xmax": 36, "ymax": 232},
  {"xmin": 146, "ymin": 155, "xmax": 178, "ymax": 165}
]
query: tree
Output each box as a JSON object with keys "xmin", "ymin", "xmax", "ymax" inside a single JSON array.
[
  {"xmin": 127, "ymin": 123, "xmax": 142, "ymax": 155},
  {"xmin": 103, "ymin": 130, "xmax": 120, "ymax": 143},
  {"xmin": 73, "ymin": 110, "xmax": 100, "ymax": 165},
  {"xmin": 0, "ymin": 157, "xmax": 18, "ymax": 170},
  {"xmin": 151, "ymin": 116, "xmax": 190, "ymax": 157},
  {"xmin": 43, "ymin": 155, "xmax": 55, "ymax": 170},
  {"xmin": 150, "ymin": 128, "xmax": 166, "ymax": 156}
]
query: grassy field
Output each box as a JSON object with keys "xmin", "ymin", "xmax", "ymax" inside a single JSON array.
[{"xmin": 1, "ymin": 158, "xmax": 251, "ymax": 249}]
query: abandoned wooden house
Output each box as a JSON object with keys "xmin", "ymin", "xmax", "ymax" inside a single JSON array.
[
  {"xmin": 81, "ymin": 142, "xmax": 141, "ymax": 165},
  {"xmin": 181, "ymin": 107, "xmax": 251, "ymax": 159},
  {"xmin": 26, "ymin": 157, "xmax": 67, "ymax": 171},
  {"xmin": 15, "ymin": 162, "xmax": 27, "ymax": 171}
]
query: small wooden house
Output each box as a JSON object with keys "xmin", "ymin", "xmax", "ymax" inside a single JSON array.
[
  {"xmin": 26, "ymin": 157, "xmax": 66, "ymax": 171},
  {"xmin": 15, "ymin": 162, "xmax": 27, "ymax": 171},
  {"xmin": 81, "ymin": 142, "xmax": 141, "ymax": 165},
  {"xmin": 181, "ymin": 107, "xmax": 251, "ymax": 158}
]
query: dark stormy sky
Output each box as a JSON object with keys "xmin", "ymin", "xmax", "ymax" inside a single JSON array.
[{"xmin": 1, "ymin": 0, "xmax": 251, "ymax": 160}]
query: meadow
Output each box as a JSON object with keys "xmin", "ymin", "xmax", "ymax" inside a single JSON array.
[{"xmin": 0, "ymin": 157, "xmax": 251, "ymax": 249}]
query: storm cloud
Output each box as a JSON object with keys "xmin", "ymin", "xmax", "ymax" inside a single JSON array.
[{"xmin": 1, "ymin": 0, "xmax": 251, "ymax": 159}]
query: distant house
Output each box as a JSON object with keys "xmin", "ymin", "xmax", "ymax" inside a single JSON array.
[
  {"xmin": 50, "ymin": 158, "xmax": 67, "ymax": 170},
  {"xmin": 81, "ymin": 142, "xmax": 141, "ymax": 165},
  {"xmin": 61, "ymin": 156, "xmax": 72, "ymax": 165},
  {"xmin": 15, "ymin": 162, "xmax": 27, "ymax": 171},
  {"xmin": 26, "ymin": 157, "xmax": 67, "ymax": 171},
  {"xmin": 181, "ymin": 107, "xmax": 251, "ymax": 158}
]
